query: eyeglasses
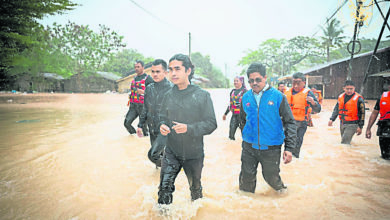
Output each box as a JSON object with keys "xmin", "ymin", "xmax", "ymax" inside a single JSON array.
[{"xmin": 248, "ymin": 78, "xmax": 262, "ymax": 84}]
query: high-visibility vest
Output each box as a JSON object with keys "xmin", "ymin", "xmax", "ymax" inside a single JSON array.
[
  {"xmin": 338, "ymin": 92, "xmax": 362, "ymax": 122},
  {"xmin": 286, "ymin": 88, "xmax": 310, "ymax": 121},
  {"xmin": 129, "ymin": 74, "xmax": 148, "ymax": 104},
  {"xmin": 379, "ymin": 91, "xmax": 390, "ymax": 121},
  {"xmin": 230, "ymin": 89, "xmax": 245, "ymax": 115}
]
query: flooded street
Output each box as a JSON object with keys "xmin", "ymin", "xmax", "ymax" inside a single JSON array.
[{"xmin": 0, "ymin": 90, "xmax": 389, "ymax": 219}]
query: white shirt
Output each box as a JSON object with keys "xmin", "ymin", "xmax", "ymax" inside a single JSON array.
[{"xmin": 253, "ymin": 84, "xmax": 269, "ymax": 106}]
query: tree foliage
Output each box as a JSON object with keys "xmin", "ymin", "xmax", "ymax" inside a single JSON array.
[
  {"xmin": 47, "ymin": 21, "xmax": 126, "ymax": 75},
  {"xmin": 9, "ymin": 21, "xmax": 127, "ymax": 80},
  {"xmin": 191, "ymin": 52, "xmax": 227, "ymax": 88},
  {"xmin": 102, "ymin": 49, "xmax": 154, "ymax": 77},
  {"xmin": 239, "ymin": 37, "xmax": 325, "ymax": 77},
  {"xmin": 321, "ymin": 18, "xmax": 345, "ymax": 62},
  {"xmin": 0, "ymin": 0, "xmax": 78, "ymax": 74}
]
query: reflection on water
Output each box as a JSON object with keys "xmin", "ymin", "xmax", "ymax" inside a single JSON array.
[{"xmin": 0, "ymin": 91, "xmax": 389, "ymax": 219}]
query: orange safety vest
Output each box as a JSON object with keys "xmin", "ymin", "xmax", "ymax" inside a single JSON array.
[
  {"xmin": 286, "ymin": 88, "xmax": 310, "ymax": 121},
  {"xmin": 230, "ymin": 89, "xmax": 245, "ymax": 115},
  {"xmin": 129, "ymin": 74, "xmax": 148, "ymax": 104},
  {"xmin": 338, "ymin": 92, "xmax": 362, "ymax": 122},
  {"xmin": 379, "ymin": 91, "xmax": 390, "ymax": 121}
]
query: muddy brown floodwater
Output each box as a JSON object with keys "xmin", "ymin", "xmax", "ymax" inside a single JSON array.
[{"xmin": 0, "ymin": 90, "xmax": 389, "ymax": 219}]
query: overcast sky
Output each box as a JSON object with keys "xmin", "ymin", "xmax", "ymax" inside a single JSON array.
[{"xmin": 40, "ymin": 0, "xmax": 390, "ymax": 78}]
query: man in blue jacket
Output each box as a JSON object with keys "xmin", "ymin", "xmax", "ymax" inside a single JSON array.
[{"xmin": 239, "ymin": 62, "xmax": 297, "ymax": 193}]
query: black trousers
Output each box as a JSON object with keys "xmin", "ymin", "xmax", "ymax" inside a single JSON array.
[
  {"xmin": 229, "ymin": 114, "xmax": 243, "ymax": 140},
  {"xmin": 239, "ymin": 141, "xmax": 285, "ymax": 192},
  {"xmin": 292, "ymin": 120, "xmax": 307, "ymax": 158},
  {"xmin": 379, "ymin": 137, "xmax": 390, "ymax": 159},
  {"xmin": 158, "ymin": 147, "xmax": 204, "ymax": 204},
  {"xmin": 147, "ymin": 131, "xmax": 163, "ymax": 167},
  {"xmin": 123, "ymin": 103, "xmax": 148, "ymax": 135}
]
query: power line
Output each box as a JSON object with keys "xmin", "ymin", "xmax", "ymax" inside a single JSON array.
[
  {"xmin": 127, "ymin": 0, "xmax": 187, "ymax": 34},
  {"xmin": 127, "ymin": 0, "xmax": 166, "ymax": 24},
  {"xmin": 311, "ymin": 0, "xmax": 349, "ymax": 37}
]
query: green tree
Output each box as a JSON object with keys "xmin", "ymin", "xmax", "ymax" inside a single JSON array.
[
  {"xmin": 239, "ymin": 37, "xmax": 324, "ymax": 77},
  {"xmin": 9, "ymin": 25, "xmax": 75, "ymax": 78},
  {"xmin": 0, "ymin": 0, "xmax": 77, "ymax": 76},
  {"xmin": 10, "ymin": 21, "xmax": 127, "ymax": 84},
  {"xmin": 191, "ymin": 52, "xmax": 227, "ymax": 88},
  {"xmin": 47, "ymin": 21, "xmax": 126, "ymax": 75},
  {"xmin": 321, "ymin": 18, "xmax": 345, "ymax": 62},
  {"xmin": 102, "ymin": 49, "xmax": 154, "ymax": 77}
]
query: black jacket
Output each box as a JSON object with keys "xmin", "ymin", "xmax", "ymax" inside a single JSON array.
[
  {"xmin": 138, "ymin": 78, "xmax": 173, "ymax": 134},
  {"xmin": 159, "ymin": 85, "xmax": 217, "ymax": 160}
]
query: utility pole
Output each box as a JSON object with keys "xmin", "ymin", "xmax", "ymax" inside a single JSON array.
[
  {"xmin": 225, "ymin": 63, "xmax": 228, "ymax": 88},
  {"xmin": 360, "ymin": 6, "xmax": 390, "ymax": 95},
  {"xmin": 347, "ymin": 0, "xmax": 363, "ymax": 80},
  {"xmin": 189, "ymin": 32, "xmax": 191, "ymax": 59}
]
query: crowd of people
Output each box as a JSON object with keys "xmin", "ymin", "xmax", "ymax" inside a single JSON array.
[{"xmin": 123, "ymin": 55, "xmax": 390, "ymax": 207}]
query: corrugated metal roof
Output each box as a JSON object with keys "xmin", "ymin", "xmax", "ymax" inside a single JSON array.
[
  {"xmin": 277, "ymin": 73, "xmax": 293, "ymax": 81},
  {"xmin": 301, "ymin": 46, "xmax": 390, "ymax": 75},
  {"xmin": 42, "ymin": 73, "xmax": 65, "ymax": 80},
  {"xmin": 117, "ymin": 62, "xmax": 153, "ymax": 82},
  {"xmin": 124, "ymin": 62, "xmax": 153, "ymax": 77},
  {"xmin": 96, "ymin": 71, "xmax": 121, "ymax": 81},
  {"xmin": 368, "ymin": 70, "xmax": 390, "ymax": 77}
]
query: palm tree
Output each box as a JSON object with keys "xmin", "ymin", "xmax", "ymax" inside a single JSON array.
[{"xmin": 321, "ymin": 18, "xmax": 345, "ymax": 62}]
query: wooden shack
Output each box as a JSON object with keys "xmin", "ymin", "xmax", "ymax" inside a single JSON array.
[{"xmin": 278, "ymin": 47, "xmax": 390, "ymax": 99}]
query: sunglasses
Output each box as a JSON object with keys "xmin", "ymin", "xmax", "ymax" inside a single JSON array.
[{"xmin": 248, "ymin": 78, "xmax": 262, "ymax": 84}]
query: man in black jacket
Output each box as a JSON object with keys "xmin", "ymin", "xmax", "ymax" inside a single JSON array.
[
  {"xmin": 158, "ymin": 54, "xmax": 217, "ymax": 205},
  {"xmin": 137, "ymin": 59, "xmax": 173, "ymax": 167}
]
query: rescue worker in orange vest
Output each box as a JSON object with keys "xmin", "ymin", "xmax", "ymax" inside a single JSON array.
[
  {"xmin": 124, "ymin": 60, "xmax": 154, "ymax": 135},
  {"xmin": 285, "ymin": 72, "xmax": 321, "ymax": 158},
  {"xmin": 223, "ymin": 76, "xmax": 247, "ymax": 140},
  {"xmin": 366, "ymin": 82, "xmax": 390, "ymax": 160},
  {"xmin": 328, "ymin": 80, "xmax": 365, "ymax": 145}
]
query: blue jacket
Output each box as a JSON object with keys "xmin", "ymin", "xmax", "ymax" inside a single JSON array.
[{"xmin": 242, "ymin": 87, "xmax": 285, "ymax": 149}]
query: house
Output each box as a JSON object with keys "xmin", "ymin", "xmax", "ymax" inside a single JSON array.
[
  {"xmin": 278, "ymin": 46, "xmax": 390, "ymax": 99},
  {"xmin": 64, "ymin": 71, "xmax": 121, "ymax": 93},
  {"xmin": 13, "ymin": 73, "xmax": 65, "ymax": 92}
]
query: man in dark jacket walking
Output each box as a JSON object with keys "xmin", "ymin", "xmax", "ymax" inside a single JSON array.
[
  {"xmin": 137, "ymin": 59, "xmax": 173, "ymax": 167},
  {"xmin": 158, "ymin": 54, "xmax": 217, "ymax": 205},
  {"xmin": 239, "ymin": 62, "xmax": 297, "ymax": 193}
]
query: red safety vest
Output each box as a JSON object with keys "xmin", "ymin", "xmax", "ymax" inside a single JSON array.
[
  {"xmin": 129, "ymin": 74, "xmax": 148, "ymax": 104},
  {"xmin": 286, "ymin": 88, "xmax": 310, "ymax": 121},
  {"xmin": 379, "ymin": 91, "xmax": 390, "ymax": 121},
  {"xmin": 230, "ymin": 89, "xmax": 245, "ymax": 115},
  {"xmin": 338, "ymin": 92, "xmax": 362, "ymax": 122}
]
